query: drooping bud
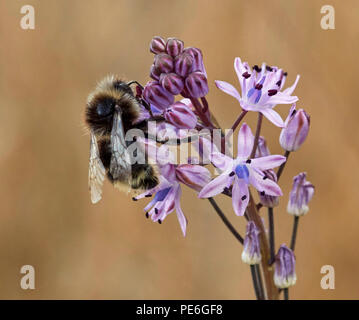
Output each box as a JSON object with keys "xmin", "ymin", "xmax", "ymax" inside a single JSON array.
[
  {"xmin": 174, "ymin": 53, "xmax": 194, "ymax": 77},
  {"xmin": 166, "ymin": 38, "xmax": 184, "ymax": 57},
  {"xmin": 258, "ymin": 170, "xmax": 279, "ymax": 208},
  {"xmin": 143, "ymin": 81, "xmax": 174, "ymax": 110},
  {"xmin": 287, "ymin": 172, "xmax": 314, "ymax": 216},
  {"xmin": 150, "ymin": 36, "xmax": 166, "ymax": 54},
  {"xmin": 183, "ymin": 47, "xmax": 205, "ymax": 73},
  {"xmin": 185, "ymin": 72, "xmax": 209, "ymax": 98},
  {"xmin": 280, "ymin": 104, "xmax": 310, "ymax": 151},
  {"xmin": 241, "ymin": 221, "xmax": 261, "ymax": 265},
  {"xmin": 255, "ymin": 136, "xmax": 270, "ymax": 158},
  {"xmin": 150, "ymin": 64, "xmax": 161, "ymax": 81},
  {"xmin": 274, "ymin": 244, "xmax": 297, "ymax": 289},
  {"xmin": 176, "ymin": 164, "xmax": 211, "ymax": 192},
  {"xmin": 164, "ymin": 101, "xmax": 197, "ymax": 129},
  {"xmin": 159, "ymin": 73, "xmax": 184, "ymax": 95},
  {"xmin": 154, "ymin": 53, "xmax": 174, "ymax": 74}
]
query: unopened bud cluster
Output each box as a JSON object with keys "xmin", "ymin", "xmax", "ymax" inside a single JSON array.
[{"xmin": 144, "ymin": 36, "xmax": 209, "ymax": 109}]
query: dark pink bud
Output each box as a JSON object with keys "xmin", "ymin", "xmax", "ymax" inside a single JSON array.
[
  {"xmin": 174, "ymin": 53, "xmax": 194, "ymax": 77},
  {"xmin": 185, "ymin": 72, "xmax": 209, "ymax": 98},
  {"xmin": 143, "ymin": 81, "xmax": 174, "ymax": 110},
  {"xmin": 154, "ymin": 53, "xmax": 174, "ymax": 74},
  {"xmin": 183, "ymin": 47, "xmax": 204, "ymax": 73},
  {"xmin": 150, "ymin": 36, "xmax": 166, "ymax": 54},
  {"xmin": 164, "ymin": 102, "xmax": 197, "ymax": 129},
  {"xmin": 150, "ymin": 64, "xmax": 161, "ymax": 80},
  {"xmin": 159, "ymin": 73, "xmax": 184, "ymax": 95},
  {"xmin": 166, "ymin": 38, "xmax": 184, "ymax": 57}
]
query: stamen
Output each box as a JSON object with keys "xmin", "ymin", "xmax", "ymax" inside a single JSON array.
[
  {"xmin": 132, "ymin": 197, "xmax": 137, "ymax": 201},
  {"xmin": 266, "ymin": 66, "xmax": 273, "ymax": 72},
  {"xmin": 158, "ymin": 220, "xmax": 162, "ymax": 224},
  {"xmin": 145, "ymin": 212, "xmax": 149, "ymax": 218},
  {"xmin": 241, "ymin": 195, "xmax": 247, "ymax": 201},
  {"xmin": 255, "ymin": 83, "xmax": 263, "ymax": 90},
  {"xmin": 253, "ymin": 65, "xmax": 261, "ymax": 72},
  {"xmin": 283, "ymin": 72, "xmax": 288, "ymax": 76},
  {"xmin": 229, "ymin": 171, "xmax": 235, "ymax": 177},
  {"xmin": 268, "ymin": 89, "xmax": 278, "ymax": 96},
  {"xmin": 145, "ymin": 194, "xmax": 152, "ymax": 198},
  {"xmin": 260, "ymin": 191, "xmax": 265, "ymax": 196},
  {"xmin": 263, "ymin": 175, "xmax": 268, "ymax": 180},
  {"xmin": 242, "ymin": 72, "xmax": 251, "ymax": 79},
  {"xmin": 155, "ymin": 208, "xmax": 159, "ymax": 214},
  {"xmin": 291, "ymin": 109, "xmax": 297, "ymax": 117},
  {"xmin": 276, "ymin": 80, "xmax": 282, "ymax": 87},
  {"xmin": 246, "ymin": 159, "xmax": 251, "ymax": 164}
]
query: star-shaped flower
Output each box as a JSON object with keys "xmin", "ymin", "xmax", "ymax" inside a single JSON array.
[
  {"xmin": 215, "ymin": 57, "xmax": 300, "ymax": 127},
  {"xmin": 198, "ymin": 123, "xmax": 286, "ymax": 216}
]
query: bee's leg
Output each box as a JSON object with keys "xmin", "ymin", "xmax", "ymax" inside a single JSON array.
[{"xmin": 127, "ymin": 80, "xmax": 144, "ymax": 90}]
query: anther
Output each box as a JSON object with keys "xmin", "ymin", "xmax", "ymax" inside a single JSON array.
[
  {"xmin": 255, "ymin": 83, "xmax": 263, "ymax": 90},
  {"xmin": 241, "ymin": 195, "xmax": 247, "ymax": 201},
  {"xmin": 283, "ymin": 72, "xmax": 288, "ymax": 76},
  {"xmin": 158, "ymin": 220, "xmax": 162, "ymax": 224},
  {"xmin": 268, "ymin": 89, "xmax": 278, "ymax": 96},
  {"xmin": 145, "ymin": 212, "xmax": 149, "ymax": 218},
  {"xmin": 263, "ymin": 175, "xmax": 268, "ymax": 180},
  {"xmin": 276, "ymin": 80, "xmax": 282, "ymax": 87},
  {"xmin": 155, "ymin": 208, "xmax": 159, "ymax": 214},
  {"xmin": 242, "ymin": 72, "xmax": 251, "ymax": 79},
  {"xmin": 132, "ymin": 197, "xmax": 137, "ymax": 201},
  {"xmin": 145, "ymin": 194, "xmax": 152, "ymax": 198},
  {"xmin": 266, "ymin": 66, "xmax": 273, "ymax": 72},
  {"xmin": 253, "ymin": 65, "xmax": 261, "ymax": 72},
  {"xmin": 246, "ymin": 159, "xmax": 251, "ymax": 164},
  {"xmin": 229, "ymin": 171, "xmax": 235, "ymax": 177},
  {"xmin": 260, "ymin": 191, "xmax": 265, "ymax": 196}
]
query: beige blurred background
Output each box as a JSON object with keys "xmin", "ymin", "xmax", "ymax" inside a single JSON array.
[{"xmin": 0, "ymin": 0, "xmax": 358, "ymax": 299}]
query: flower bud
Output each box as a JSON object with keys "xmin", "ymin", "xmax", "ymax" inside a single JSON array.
[
  {"xmin": 183, "ymin": 47, "xmax": 205, "ymax": 73},
  {"xmin": 150, "ymin": 64, "xmax": 161, "ymax": 81},
  {"xmin": 280, "ymin": 104, "xmax": 310, "ymax": 151},
  {"xmin": 176, "ymin": 164, "xmax": 211, "ymax": 192},
  {"xmin": 258, "ymin": 170, "xmax": 279, "ymax": 208},
  {"xmin": 241, "ymin": 221, "xmax": 261, "ymax": 265},
  {"xmin": 154, "ymin": 53, "xmax": 174, "ymax": 74},
  {"xmin": 166, "ymin": 38, "xmax": 184, "ymax": 57},
  {"xmin": 143, "ymin": 81, "xmax": 174, "ymax": 110},
  {"xmin": 159, "ymin": 73, "xmax": 184, "ymax": 95},
  {"xmin": 287, "ymin": 172, "xmax": 314, "ymax": 216},
  {"xmin": 164, "ymin": 101, "xmax": 197, "ymax": 129},
  {"xmin": 185, "ymin": 72, "xmax": 209, "ymax": 98},
  {"xmin": 150, "ymin": 36, "xmax": 166, "ymax": 54},
  {"xmin": 274, "ymin": 244, "xmax": 297, "ymax": 288},
  {"xmin": 174, "ymin": 53, "xmax": 194, "ymax": 77},
  {"xmin": 255, "ymin": 136, "xmax": 270, "ymax": 158}
]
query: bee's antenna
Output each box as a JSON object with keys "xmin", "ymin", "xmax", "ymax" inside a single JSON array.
[{"xmin": 127, "ymin": 81, "xmax": 144, "ymax": 90}]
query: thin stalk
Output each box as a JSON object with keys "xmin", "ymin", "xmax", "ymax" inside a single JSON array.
[
  {"xmin": 190, "ymin": 98, "xmax": 214, "ymax": 128},
  {"xmin": 290, "ymin": 216, "xmax": 300, "ymax": 251},
  {"xmin": 225, "ymin": 110, "xmax": 248, "ymax": 140},
  {"xmin": 284, "ymin": 288, "xmax": 289, "ymax": 300},
  {"xmin": 276, "ymin": 150, "xmax": 290, "ymax": 181},
  {"xmin": 208, "ymin": 198, "xmax": 244, "ymax": 245},
  {"xmin": 250, "ymin": 265, "xmax": 261, "ymax": 300},
  {"xmin": 268, "ymin": 208, "xmax": 275, "ymax": 265},
  {"xmin": 255, "ymin": 264, "xmax": 265, "ymax": 300},
  {"xmin": 250, "ymin": 113, "xmax": 263, "ymax": 158}
]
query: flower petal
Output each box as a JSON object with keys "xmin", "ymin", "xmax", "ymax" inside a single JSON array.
[
  {"xmin": 174, "ymin": 187, "xmax": 187, "ymax": 236},
  {"xmin": 176, "ymin": 164, "xmax": 211, "ymax": 192},
  {"xmin": 211, "ymin": 152, "xmax": 233, "ymax": 171},
  {"xmin": 232, "ymin": 178, "xmax": 249, "ymax": 216},
  {"xmin": 237, "ymin": 123, "xmax": 254, "ymax": 159},
  {"xmin": 249, "ymin": 169, "xmax": 283, "ymax": 196},
  {"xmin": 215, "ymin": 80, "xmax": 241, "ymax": 102},
  {"xmin": 198, "ymin": 173, "xmax": 233, "ymax": 198},
  {"xmin": 250, "ymin": 155, "xmax": 286, "ymax": 171},
  {"xmin": 282, "ymin": 75, "xmax": 300, "ymax": 96},
  {"xmin": 260, "ymin": 108, "xmax": 285, "ymax": 128}
]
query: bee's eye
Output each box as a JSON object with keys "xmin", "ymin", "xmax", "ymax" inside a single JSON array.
[{"xmin": 96, "ymin": 99, "xmax": 113, "ymax": 116}]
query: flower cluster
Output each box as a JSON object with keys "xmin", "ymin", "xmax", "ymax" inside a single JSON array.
[{"xmin": 129, "ymin": 36, "xmax": 315, "ymax": 300}]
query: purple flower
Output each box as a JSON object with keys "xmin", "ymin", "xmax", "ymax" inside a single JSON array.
[
  {"xmin": 241, "ymin": 221, "xmax": 261, "ymax": 265},
  {"xmin": 280, "ymin": 104, "xmax": 310, "ymax": 151},
  {"xmin": 274, "ymin": 244, "xmax": 297, "ymax": 288},
  {"xmin": 134, "ymin": 142, "xmax": 210, "ymax": 236},
  {"xmin": 149, "ymin": 36, "xmax": 166, "ymax": 54},
  {"xmin": 166, "ymin": 38, "xmax": 184, "ymax": 57},
  {"xmin": 215, "ymin": 57, "xmax": 300, "ymax": 127},
  {"xmin": 287, "ymin": 172, "xmax": 314, "ymax": 216},
  {"xmin": 198, "ymin": 123, "xmax": 286, "ymax": 216}
]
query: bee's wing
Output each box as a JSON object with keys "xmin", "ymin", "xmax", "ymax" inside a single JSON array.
[
  {"xmin": 89, "ymin": 132, "xmax": 106, "ymax": 204},
  {"xmin": 109, "ymin": 110, "xmax": 132, "ymax": 182}
]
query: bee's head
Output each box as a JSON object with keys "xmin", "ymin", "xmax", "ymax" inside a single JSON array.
[{"xmin": 86, "ymin": 93, "xmax": 118, "ymax": 136}]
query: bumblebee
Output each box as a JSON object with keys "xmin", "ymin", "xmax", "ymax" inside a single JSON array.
[{"xmin": 85, "ymin": 75, "xmax": 159, "ymax": 203}]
